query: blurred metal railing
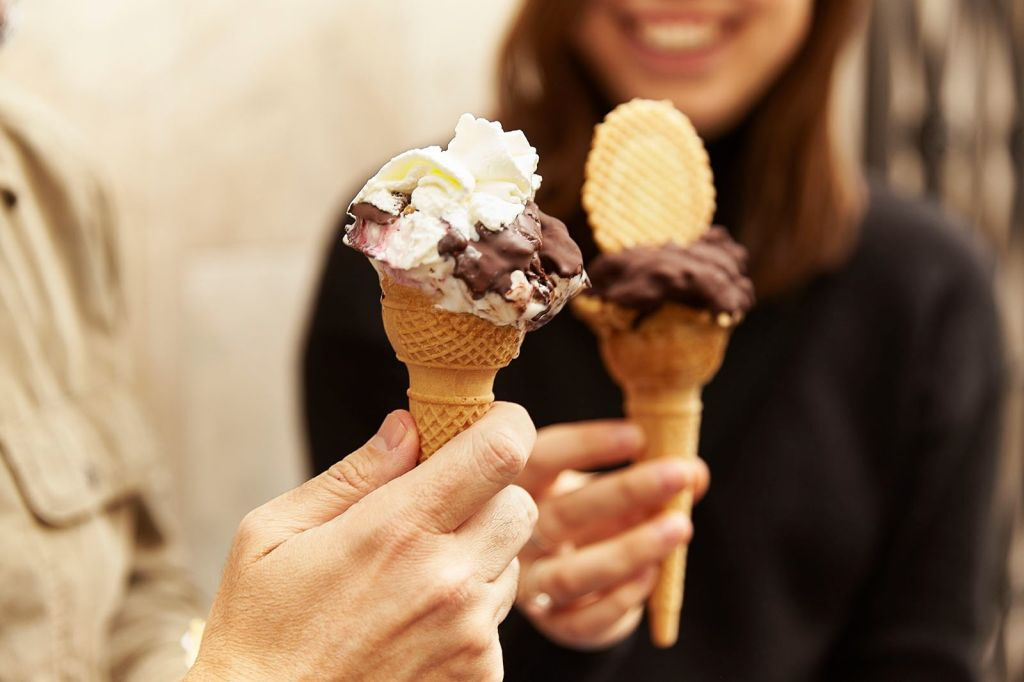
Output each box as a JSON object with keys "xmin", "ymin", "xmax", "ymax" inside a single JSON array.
[{"xmin": 862, "ymin": 2, "xmax": 1023, "ymax": 680}]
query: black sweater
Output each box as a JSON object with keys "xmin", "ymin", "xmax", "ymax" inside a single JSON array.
[{"xmin": 301, "ymin": 180, "xmax": 1003, "ymax": 680}]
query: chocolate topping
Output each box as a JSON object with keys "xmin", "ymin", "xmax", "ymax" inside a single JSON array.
[
  {"xmin": 350, "ymin": 201, "xmax": 399, "ymax": 225},
  {"xmin": 588, "ymin": 227, "xmax": 755, "ymax": 316},
  {"xmin": 538, "ymin": 209, "xmax": 586, "ymax": 279},
  {"xmin": 436, "ymin": 230, "xmax": 467, "ymax": 255},
  {"xmin": 438, "ymin": 202, "xmax": 585, "ymax": 300}
]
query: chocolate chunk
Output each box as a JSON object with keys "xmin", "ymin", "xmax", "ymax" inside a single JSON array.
[{"xmin": 437, "ymin": 230, "xmax": 468, "ymax": 256}]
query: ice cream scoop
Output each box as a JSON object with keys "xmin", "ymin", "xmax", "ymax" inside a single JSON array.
[
  {"xmin": 346, "ymin": 114, "xmax": 588, "ymax": 460},
  {"xmin": 345, "ymin": 114, "xmax": 588, "ymax": 330}
]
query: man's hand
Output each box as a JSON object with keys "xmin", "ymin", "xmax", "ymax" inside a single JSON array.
[{"xmin": 187, "ymin": 403, "xmax": 538, "ymax": 681}]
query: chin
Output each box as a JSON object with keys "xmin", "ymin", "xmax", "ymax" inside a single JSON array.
[
  {"xmin": 672, "ymin": 99, "xmax": 751, "ymax": 139},
  {"xmin": 612, "ymin": 82, "xmax": 751, "ymax": 139}
]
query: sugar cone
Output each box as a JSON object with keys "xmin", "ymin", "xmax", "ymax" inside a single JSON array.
[
  {"xmin": 379, "ymin": 276, "xmax": 526, "ymax": 461},
  {"xmin": 574, "ymin": 296, "xmax": 731, "ymax": 647}
]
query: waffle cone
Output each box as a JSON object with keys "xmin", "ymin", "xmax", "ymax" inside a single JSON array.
[
  {"xmin": 574, "ymin": 296, "xmax": 731, "ymax": 647},
  {"xmin": 379, "ymin": 277, "xmax": 525, "ymax": 461}
]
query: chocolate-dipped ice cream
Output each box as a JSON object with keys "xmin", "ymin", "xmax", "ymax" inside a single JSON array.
[
  {"xmin": 344, "ymin": 114, "xmax": 589, "ymax": 330},
  {"xmin": 587, "ymin": 227, "xmax": 754, "ymax": 321}
]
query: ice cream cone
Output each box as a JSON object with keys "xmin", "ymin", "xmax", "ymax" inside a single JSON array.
[
  {"xmin": 574, "ymin": 296, "xmax": 732, "ymax": 647},
  {"xmin": 380, "ymin": 276, "xmax": 526, "ymax": 461}
]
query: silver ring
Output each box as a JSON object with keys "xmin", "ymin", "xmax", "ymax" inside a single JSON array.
[{"xmin": 527, "ymin": 591, "xmax": 553, "ymax": 615}]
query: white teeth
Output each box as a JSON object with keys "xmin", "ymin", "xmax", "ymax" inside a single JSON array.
[{"xmin": 638, "ymin": 21, "xmax": 720, "ymax": 52}]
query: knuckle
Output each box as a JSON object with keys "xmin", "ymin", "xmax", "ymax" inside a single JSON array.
[
  {"xmin": 505, "ymin": 485, "xmax": 539, "ymax": 528},
  {"xmin": 459, "ymin": 620, "xmax": 494, "ymax": 656},
  {"xmin": 541, "ymin": 564, "xmax": 579, "ymax": 601},
  {"xmin": 326, "ymin": 455, "xmax": 377, "ymax": 497},
  {"xmin": 235, "ymin": 508, "xmax": 265, "ymax": 545},
  {"xmin": 377, "ymin": 515, "xmax": 428, "ymax": 558},
  {"xmin": 488, "ymin": 492, "xmax": 536, "ymax": 554},
  {"xmin": 474, "ymin": 427, "xmax": 530, "ymax": 484},
  {"xmin": 547, "ymin": 496, "xmax": 577, "ymax": 534},
  {"xmin": 446, "ymin": 617, "xmax": 495, "ymax": 671},
  {"xmin": 603, "ymin": 553, "xmax": 638, "ymax": 585},
  {"xmin": 428, "ymin": 562, "xmax": 477, "ymax": 612},
  {"xmin": 617, "ymin": 470, "xmax": 648, "ymax": 504}
]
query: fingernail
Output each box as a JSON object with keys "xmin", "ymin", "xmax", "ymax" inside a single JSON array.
[
  {"xmin": 371, "ymin": 412, "xmax": 408, "ymax": 452},
  {"xmin": 656, "ymin": 513, "xmax": 689, "ymax": 543},
  {"xmin": 658, "ymin": 461, "xmax": 689, "ymax": 492}
]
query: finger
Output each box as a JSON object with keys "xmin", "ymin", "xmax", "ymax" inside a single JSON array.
[
  {"xmin": 457, "ymin": 485, "xmax": 537, "ymax": 581},
  {"xmin": 519, "ymin": 420, "xmax": 645, "ymax": 493},
  {"xmin": 570, "ymin": 507, "xmax": 654, "ymax": 548},
  {"xmin": 536, "ymin": 458, "xmax": 705, "ymax": 545},
  {"xmin": 243, "ymin": 411, "xmax": 419, "ymax": 549},
  {"xmin": 542, "ymin": 568, "xmax": 657, "ymax": 647},
  {"xmin": 527, "ymin": 512, "xmax": 690, "ymax": 607},
  {"xmin": 489, "ymin": 557, "xmax": 521, "ymax": 625},
  {"xmin": 387, "ymin": 402, "xmax": 536, "ymax": 533},
  {"xmin": 571, "ymin": 458, "xmax": 710, "ymax": 547}
]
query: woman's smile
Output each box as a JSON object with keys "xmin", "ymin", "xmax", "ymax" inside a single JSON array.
[{"xmin": 617, "ymin": 9, "xmax": 736, "ymax": 77}]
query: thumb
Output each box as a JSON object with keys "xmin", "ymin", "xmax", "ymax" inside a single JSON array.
[{"xmin": 252, "ymin": 411, "xmax": 419, "ymax": 543}]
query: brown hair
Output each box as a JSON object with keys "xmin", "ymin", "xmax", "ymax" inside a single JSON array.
[{"xmin": 497, "ymin": 1, "xmax": 868, "ymax": 297}]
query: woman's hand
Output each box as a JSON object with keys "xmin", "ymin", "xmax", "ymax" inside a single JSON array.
[
  {"xmin": 514, "ymin": 420, "xmax": 709, "ymax": 650},
  {"xmin": 188, "ymin": 404, "xmax": 538, "ymax": 682}
]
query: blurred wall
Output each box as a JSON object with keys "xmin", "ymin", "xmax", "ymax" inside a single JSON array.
[{"xmin": 0, "ymin": 0, "xmax": 519, "ymax": 596}]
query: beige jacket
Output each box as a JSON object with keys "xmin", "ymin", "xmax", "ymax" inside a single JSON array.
[{"xmin": 0, "ymin": 88, "xmax": 203, "ymax": 681}]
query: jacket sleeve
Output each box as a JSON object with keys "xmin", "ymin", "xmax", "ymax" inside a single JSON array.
[
  {"xmin": 834, "ymin": 248, "xmax": 1006, "ymax": 681},
  {"xmin": 302, "ymin": 216, "xmax": 409, "ymax": 475},
  {"xmin": 88, "ymin": 160, "xmax": 205, "ymax": 681},
  {"xmin": 107, "ymin": 477, "xmax": 205, "ymax": 682}
]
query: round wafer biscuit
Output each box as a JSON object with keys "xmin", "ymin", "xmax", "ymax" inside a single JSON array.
[{"xmin": 582, "ymin": 99, "xmax": 715, "ymax": 253}]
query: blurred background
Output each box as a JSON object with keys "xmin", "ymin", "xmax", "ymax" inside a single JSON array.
[{"xmin": 0, "ymin": 0, "xmax": 1020, "ymax": 677}]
